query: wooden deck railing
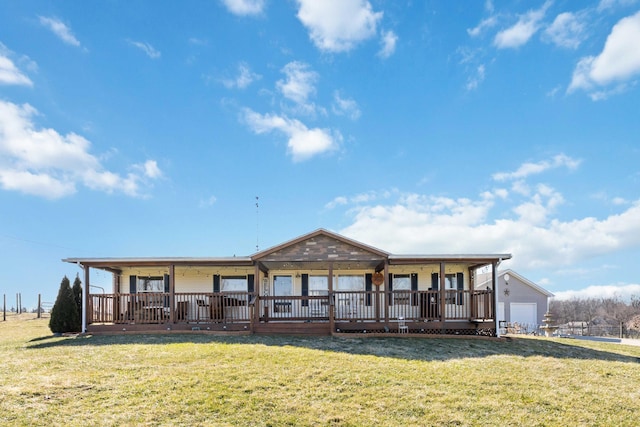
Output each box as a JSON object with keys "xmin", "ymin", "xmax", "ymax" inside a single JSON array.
[{"xmin": 88, "ymin": 289, "xmax": 494, "ymax": 325}]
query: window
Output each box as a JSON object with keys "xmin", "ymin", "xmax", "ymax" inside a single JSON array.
[
  {"xmin": 444, "ymin": 273, "xmax": 463, "ymax": 305},
  {"xmin": 273, "ymin": 275, "xmax": 292, "ymax": 313},
  {"xmin": 273, "ymin": 275, "xmax": 293, "ymax": 296},
  {"xmin": 393, "ymin": 274, "xmax": 411, "ymax": 305},
  {"xmin": 308, "ymin": 276, "xmax": 328, "ymax": 314},
  {"xmin": 138, "ymin": 277, "xmax": 163, "ymax": 293},
  {"xmin": 309, "ymin": 276, "xmax": 328, "ymax": 296},
  {"xmin": 336, "ymin": 275, "xmax": 364, "ymax": 291},
  {"xmin": 221, "ymin": 276, "xmax": 247, "ymax": 292},
  {"xmin": 444, "ymin": 274, "xmax": 458, "ymax": 291}
]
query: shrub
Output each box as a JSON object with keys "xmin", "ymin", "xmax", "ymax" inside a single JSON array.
[
  {"xmin": 72, "ymin": 274, "xmax": 83, "ymax": 320},
  {"xmin": 49, "ymin": 276, "xmax": 81, "ymax": 333}
]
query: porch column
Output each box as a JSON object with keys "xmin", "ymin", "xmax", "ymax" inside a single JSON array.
[
  {"xmin": 252, "ymin": 263, "xmax": 260, "ymax": 331},
  {"xmin": 83, "ymin": 264, "xmax": 90, "ymax": 333},
  {"xmin": 113, "ymin": 273, "xmax": 120, "ymax": 322},
  {"xmin": 469, "ymin": 267, "xmax": 476, "ymax": 319},
  {"xmin": 328, "ymin": 262, "xmax": 334, "ymax": 332},
  {"xmin": 492, "ymin": 261, "xmax": 499, "ymax": 337},
  {"xmin": 383, "ymin": 262, "xmax": 389, "ymax": 325},
  {"xmin": 169, "ymin": 264, "xmax": 175, "ymax": 324},
  {"xmin": 439, "ymin": 262, "xmax": 446, "ymax": 323}
]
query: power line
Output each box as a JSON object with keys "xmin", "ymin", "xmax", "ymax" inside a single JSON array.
[{"xmin": 0, "ymin": 233, "xmax": 76, "ymax": 251}]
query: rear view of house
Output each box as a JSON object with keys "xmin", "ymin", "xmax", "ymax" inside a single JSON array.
[{"xmin": 64, "ymin": 229, "xmax": 511, "ymax": 336}]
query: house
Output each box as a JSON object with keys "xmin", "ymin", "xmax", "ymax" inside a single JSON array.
[
  {"xmin": 64, "ymin": 229, "xmax": 511, "ymax": 336},
  {"xmin": 477, "ymin": 269, "xmax": 554, "ymax": 333}
]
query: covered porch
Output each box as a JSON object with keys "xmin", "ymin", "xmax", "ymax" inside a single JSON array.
[
  {"xmin": 65, "ymin": 229, "xmax": 509, "ymax": 337},
  {"xmin": 86, "ymin": 288, "xmax": 496, "ymax": 336}
]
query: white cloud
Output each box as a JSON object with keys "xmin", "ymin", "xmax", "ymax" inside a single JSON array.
[
  {"xmin": 221, "ymin": 0, "xmax": 265, "ymax": 16},
  {"xmin": 222, "ymin": 63, "xmax": 261, "ymax": 89},
  {"xmin": 325, "ymin": 196, "xmax": 348, "ymax": 209},
  {"xmin": 612, "ymin": 197, "xmax": 628, "ymax": 205},
  {"xmin": 243, "ymin": 109, "xmax": 339, "ymax": 162},
  {"xmin": 377, "ymin": 30, "xmax": 398, "ymax": 59},
  {"xmin": 276, "ymin": 61, "xmax": 318, "ymax": 105},
  {"xmin": 493, "ymin": 154, "xmax": 581, "ymax": 181},
  {"xmin": 568, "ymin": 11, "xmax": 640, "ymax": 96},
  {"xmin": 467, "ymin": 16, "xmax": 498, "ymax": 38},
  {"xmin": 485, "ymin": 0, "xmax": 495, "ymax": 14},
  {"xmin": 543, "ymin": 12, "xmax": 586, "ymax": 49},
  {"xmin": 466, "ymin": 64, "xmax": 486, "ymax": 91},
  {"xmin": 0, "ymin": 100, "xmax": 160, "ymax": 199},
  {"xmin": 0, "ymin": 169, "xmax": 75, "ymax": 199},
  {"xmin": 598, "ymin": 0, "xmax": 617, "ymax": 11},
  {"xmin": 128, "ymin": 40, "xmax": 161, "ymax": 59},
  {"xmin": 199, "ymin": 195, "xmax": 218, "ymax": 207},
  {"xmin": 338, "ymin": 189, "xmax": 640, "ymax": 271},
  {"xmin": 296, "ymin": 0, "xmax": 383, "ymax": 53},
  {"xmin": 511, "ymin": 180, "xmax": 530, "ymax": 196},
  {"xmin": 188, "ymin": 37, "xmax": 208, "ymax": 46},
  {"xmin": 512, "ymin": 184, "xmax": 564, "ymax": 225},
  {"xmin": 38, "ymin": 16, "xmax": 81, "ymax": 47},
  {"xmin": 332, "ymin": 91, "xmax": 361, "ymax": 120},
  {"xmin": 494, "ymin": 1, "xmax": 551, "ymax": 49},
  {"xmin": 546, "ymin": 85, "xmax": 562, "ymax": 98},
  {"xmin": 325, "ymin": 190, "xmax": 394, "ymax": 210},
  {"xmin": 142, "ymin": 160, "xmax": 162, "ymax": 179},
  {"xmin": 597, "ymin": 0, "xmax": 639, "ymax": 12},
  {"xmin": 554, "ymin": 284, "xmax": 640, "ymax": 301},
  {"xmin": 331, "ymin": 153, "xmax": 640, "ymax": 271},
  {"xmin": 0, "ymin": 44, "xmax": 33, "ymax": 86}
]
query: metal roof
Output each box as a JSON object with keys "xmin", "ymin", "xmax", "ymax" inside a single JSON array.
[
  {"xmin": 63, "ymin": 257, "xmax": 253, "ymax": 268},
  {"xmin": 62, "ymin": 229, "xmax": 511, "ymax": 270}
]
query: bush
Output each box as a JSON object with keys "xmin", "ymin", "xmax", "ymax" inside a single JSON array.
[{"xmin": 49, "ymin": 276, "xmax": 81, "ymax": 333}]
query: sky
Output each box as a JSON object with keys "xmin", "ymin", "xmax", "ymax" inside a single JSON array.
[{"xmin": 1, "ymin": 0, "xmax": 640, "ymax": 309}]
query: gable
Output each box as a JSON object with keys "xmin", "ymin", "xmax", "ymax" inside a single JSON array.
[{"xmin": 256, "ymin": 234, "xmax": 386, "ymax": 263}]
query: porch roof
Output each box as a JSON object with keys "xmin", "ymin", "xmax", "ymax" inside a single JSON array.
[
  {"xmin": 63, "ymin": 257, "xmax": 254, "ymax": 270},
  {"xmin": 389, "ymin": 254, "xmax": 512, "ymax": 265}
]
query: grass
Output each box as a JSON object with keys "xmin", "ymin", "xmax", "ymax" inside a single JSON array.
[{"xmin": 1, "ymin": 314, "xmax": 640, "ymax": 426}]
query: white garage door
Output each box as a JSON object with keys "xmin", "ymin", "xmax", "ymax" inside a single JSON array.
[{"xmin": 510, "ymin": 303, "xmax": 537, "ymax": 326}]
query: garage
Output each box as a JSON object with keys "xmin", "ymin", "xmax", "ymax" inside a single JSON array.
[{"xmin": 510, "ymin": 302, "xmax": 537, "ymax": 326}]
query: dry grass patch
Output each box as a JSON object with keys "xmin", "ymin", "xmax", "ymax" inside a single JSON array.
[{"xmin": 1, "ymin": 315, "xmax": 639, "ymax": 426}]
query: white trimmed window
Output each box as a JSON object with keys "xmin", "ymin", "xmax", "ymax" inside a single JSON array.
[
  {"xmin": 221, "ymin": 276, "xmax": 248, "ymax": 292},
  {"xmin": 138, "ymin": 277, "xmax": 163, "ymax": 293}
]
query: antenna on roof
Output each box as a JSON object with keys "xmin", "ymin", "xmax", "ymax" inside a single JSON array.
[{"xmin": 255, "ymin": 196, "xmax": 260, "ymax": 252}]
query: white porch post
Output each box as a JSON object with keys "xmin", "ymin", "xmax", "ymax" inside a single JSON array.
[
  {"xmin": 493, "ymin": 261, "xmax": 499, "ymax": 338},
  {"xmin": 82, "ymin": 264, "xmax": 89, "ymax": 334}
]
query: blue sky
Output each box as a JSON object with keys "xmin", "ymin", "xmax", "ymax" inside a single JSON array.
[{"xmin": 1, "ymin": 0, "xmax": 640, "ymax": 309}]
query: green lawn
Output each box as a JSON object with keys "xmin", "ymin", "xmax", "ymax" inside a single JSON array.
[{"xmin": 1, "ymin": 314, "xmax": 639, "ymax": 426}]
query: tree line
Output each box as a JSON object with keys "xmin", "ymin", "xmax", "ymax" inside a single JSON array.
[{"xmin": 549, "ymin": 295, "xmax": 640, "ymax": 338}]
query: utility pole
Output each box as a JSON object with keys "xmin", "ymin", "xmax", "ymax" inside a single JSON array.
[{"xmin": 255, "ymin": 196, "xmax": 260, "ymax": 252}]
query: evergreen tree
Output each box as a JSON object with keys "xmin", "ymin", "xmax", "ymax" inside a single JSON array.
[
  {"xmin": 72, "ymin": 274, "xmax": 83, "ymax": 321},
  {"xmin": 49, "ymin": 276, "xmax": 81, "ymax": 333}
]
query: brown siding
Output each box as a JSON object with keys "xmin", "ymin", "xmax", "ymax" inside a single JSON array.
[{"xmin": 261, "ymin": 235, "xmax": 383, "ymax": 262}]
